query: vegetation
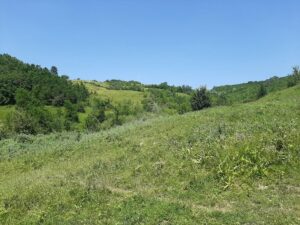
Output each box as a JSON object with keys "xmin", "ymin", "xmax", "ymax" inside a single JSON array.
[
  {"xmin": 210, "ymin": 68, "xmax": 300, "ymax": 104},
  {"xmin": 0, "ymin": 85, "xmax": 299, "ymax": 224},
  {"xmin": 1, "ymin": 55, "xmax": 299, "ymax": 140},
  {"xmin": 145, "ymin": 82, "xmax": 194, "ymax": 94},
  {"xmin": 257, "ymin": 84, "xmax": 267, "ymax": 99},
  {"xmin": 105, "ymin": 79, "xmax": 144, "ymax": 91},
  {"xmin": 142, "ymin": 88, "xmax": 191, "ymax": 114},
  {"xmin": 191, "ymin": 87, "xmax": 211, "ymax": 111},
  {"xmin": 0, "ymin": 54, "xmax": 299, "ymax": 224},
  {"xmin": 0, "ymin": 54, "xmax": 89, "ymax": 106},
  {"xmin": 93, "ymin": 79, "xmax": 193, "ymax": 94}
]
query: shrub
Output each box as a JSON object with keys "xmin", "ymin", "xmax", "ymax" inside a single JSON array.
[{"xmin": 191, "ymin": 87, "xmax": 211, "ymax": 111}]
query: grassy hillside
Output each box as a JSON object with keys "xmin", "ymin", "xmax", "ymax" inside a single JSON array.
[
  {"xmin": 83, "ymin": 81, "xmax": 144, "ymax": 104},
  {"xmin": 0, "ymin": 85, "xmax": 299, "ymax": 224},
  {"xmin": 210, "ymin": 75, "xmax": 294, "ymax": 104}
]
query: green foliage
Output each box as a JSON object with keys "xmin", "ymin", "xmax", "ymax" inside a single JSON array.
[
  {"xmin": 85, "ymin": 114, "xmax": 101, "ymax": 131},
  {"xmin": 4, "ymin": 89, "xmax": 61, "ymax": 134},
  {"xmin": 211, "ymin": 67, "xmax": 299, "ymax": 105},
  {"xmin": 64, "ymin": 100, "xmax": 79, "ymax": 123},
  {"xmin": 105, "ymin": 79, "xmax": 144, "ymax": 91},
  {"xmin": 215, "ymin": 93, "xmax": 229, "ymax": 105},
  {"xmin": 191, "ymin": 87, "xmax": 211, "ymax": 110},
  {"xmin": 142, "ymin": 88, "xmax": 191, "ymax": 114},
  {"xmin": 145, "ymin": 82, "xmax": 194, "ymax": 94},
  {"xmin": 287, "ymin": 66, "xmax": 300, "ymax": 87},
  {"xmin": 15, "ymin": 88, "xmax": 40, "ymax": 109},
  {"xmin": 85, "ymin": 98, "xmax": 110, "ymax": 131},
  {"xmin": 50, "ymin": 66, "xmax": 58, "ymax": 75},
  {"xmin": 257, "ymin": 84, "xmax": 267, "ymax": 99},
  {"xmin": 103, "ymin": 80, "xmax": 194, "ymax": 95},
  {"xmin": 0, "ymin": 54, "xmax": 89, "ymax": 106}
]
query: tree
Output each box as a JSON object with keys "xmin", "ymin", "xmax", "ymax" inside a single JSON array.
[
  {"xmin": 0, "ymin": 54, "xmax": 89, "ymax": 106},
  {"xmin": 50, "ymin": 66, "xmax": 58, "ymax": 75},
  {"xmin": 257, "ymin": 84, "xmax": 267, "ymax": 99},
  {"xmin": 191, "ymin": 87, "xmax": 211, "ymax": 111}
]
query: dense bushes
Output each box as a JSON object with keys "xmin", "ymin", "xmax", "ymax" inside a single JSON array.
[
  {"xmin": 104, "ymin": 80, "xmax": 194, "ymax": 94},
  {"xmin": 145, "ymin": 82, "xmax": 193, "ymax": 94},
  {"xmin": 6, "ymin": 89, "xmax": 55, "ymax": 134},
  {"xmin": 105, "ymin": 80, "xmax": 144, "ymax": 91},
  {"xmin": 0, "ymin": 54, "xmax": 89, "ymax": 106},
  {"xmin": 4, "ymin": 89, "xmax": 79, "ymax": 135}
]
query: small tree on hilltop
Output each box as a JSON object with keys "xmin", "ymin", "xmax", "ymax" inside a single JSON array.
[
  {"xmin": 50, "ymin": 66, "xmax": 58, "ymax": 75},
  {"xmin": 191, "ymin": 87, "xmax": 211, "ymax": 111}
]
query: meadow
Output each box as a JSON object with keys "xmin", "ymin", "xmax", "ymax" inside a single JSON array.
[{"xmin": 0, "ymin": 85, "xmax": 299, "ymax": 224}]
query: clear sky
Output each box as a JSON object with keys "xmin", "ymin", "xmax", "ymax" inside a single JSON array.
[{"xmin": 1, "ymin": 0, "xmax": 299, "ymax": 88}]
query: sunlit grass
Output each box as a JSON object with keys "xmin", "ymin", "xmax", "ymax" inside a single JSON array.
[{"xmin": 0, "ymin": 85, "xmax": 299, "ymax": 224}]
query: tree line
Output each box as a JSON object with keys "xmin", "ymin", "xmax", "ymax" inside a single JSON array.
[{"xmin": 0, "ymin": 54, "xmax": 89, "ymax": 106}]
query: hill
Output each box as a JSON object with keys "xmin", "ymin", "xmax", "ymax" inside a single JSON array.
[
  {"xmin": 0, "ymin": 55, "xmax": 192, "ymax": 132},
  {"xmin": 210, "ymin": 71, "xmax": 299, "ymax": 104},
  {"xmin": 0, "ymin": 85, "xmax": 299, "ymax": 224}
]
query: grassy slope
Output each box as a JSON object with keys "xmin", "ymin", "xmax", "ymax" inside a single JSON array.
[
  {"xmin": 0, "ymin": 106, "xmax": 14, "ymax": 126},
  {"xmin": 79, "ymin": 81, "xmax": 144, "ymax": 104},
  {"xmin": 211, "ymin": 75, "xmax": 291, "ymax": 104},
  {"xmin": 0, "ymin": 86, "xmax": 299, "ymax": 224}
]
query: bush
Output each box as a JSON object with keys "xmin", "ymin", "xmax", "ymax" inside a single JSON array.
[{"xmin": 191, "ymin": 87, "xmax": 211, "ymax": 111}]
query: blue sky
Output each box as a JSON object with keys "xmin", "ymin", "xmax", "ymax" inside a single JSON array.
[{"xmin": 1, "ymin": 0, "xmax": 299, "ymax": 88}]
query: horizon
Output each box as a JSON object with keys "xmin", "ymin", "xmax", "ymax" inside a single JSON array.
[{"xmin": 1, "ymin": 0, "xmax": 299, "ymax": 88}]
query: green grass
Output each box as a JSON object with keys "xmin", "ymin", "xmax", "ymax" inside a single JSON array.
[
  {"xmin": 0, "ymin": 106, "xmax": 14, "ymax": 125},
  {"xmin": 0, "ymin": 86, "xmax": 299, "ymax": 224},
  {"xmin": 83, "ymin": 81, "xmax": 144, "ymax": 104}
]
